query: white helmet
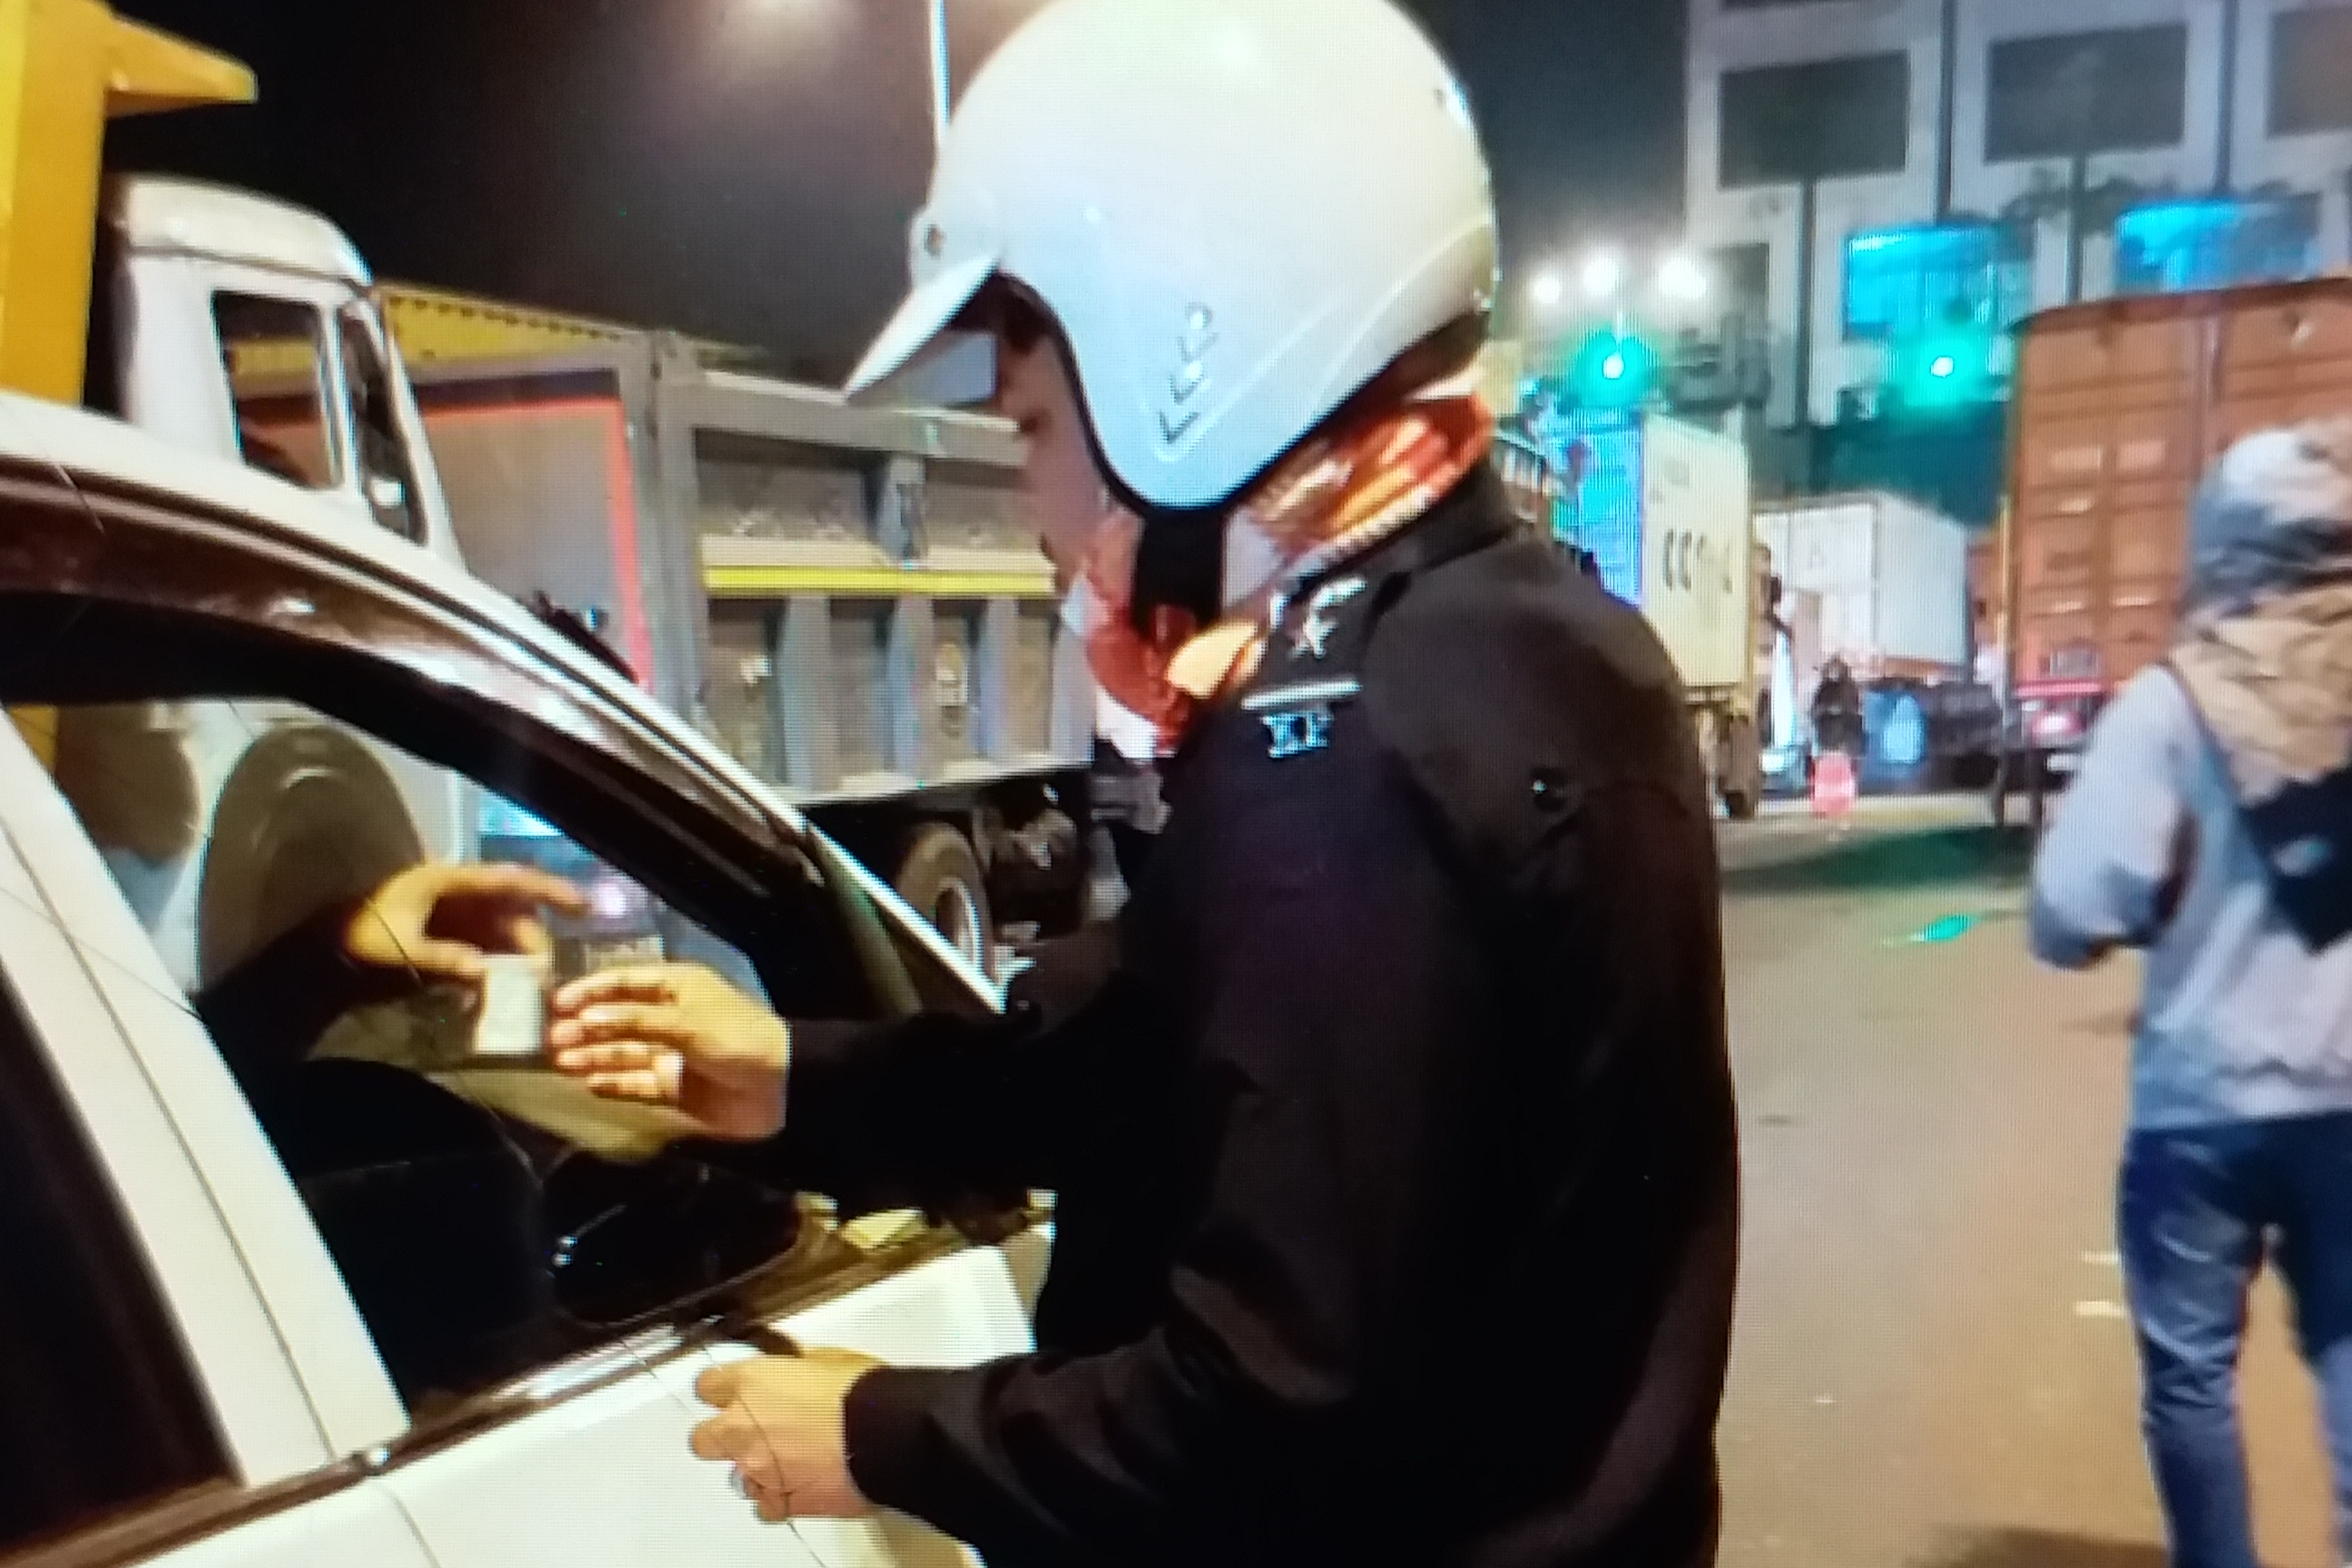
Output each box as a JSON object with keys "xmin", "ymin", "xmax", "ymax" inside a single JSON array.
[{"xmin": 845, "ymin": 0, "xmax": 1498, "ymax": 513}]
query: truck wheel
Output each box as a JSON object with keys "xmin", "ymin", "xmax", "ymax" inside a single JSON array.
[
  {"xmin": 896, "ymin": 824, "xmax": 995, "ymax": 980},
  {"xmin": 200, "ymin": 728, "xmax": 424, "ymax": 988}
]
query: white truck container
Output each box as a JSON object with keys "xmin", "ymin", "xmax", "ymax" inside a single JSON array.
[
  {"xmin": 1753, "ymin": 491, "xmax": 1996, "ymax": 793},
  {"xmin": 1752, "ymin": 491, "xmax": 1971, "ymax": 681},
  {"xmin": 1553, "ymin": 411, "xmax": 1763, "ymax": 817}
]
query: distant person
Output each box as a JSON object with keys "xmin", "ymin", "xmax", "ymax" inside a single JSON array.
[
  {"xmin": 2030, "ymin": 422, "xmax": 2352, "ymax": 1568},
  {"xmin": 1810, "ymin": 655, "xmax": 1864, "ymax": 760}
]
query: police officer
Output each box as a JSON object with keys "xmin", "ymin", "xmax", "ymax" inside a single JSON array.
[{"xmin": 547, "ymin": 1, "xmax": 1740, "ymax": 1562}]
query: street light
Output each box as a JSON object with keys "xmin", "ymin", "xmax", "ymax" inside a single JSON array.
[
  {"xmin": 1528, "ymin": 270, "xmax": 1566, "ymax": 312},
  {"xmin": 1656, "ymin": 251, "xmax": 1709, "ymax": 305},
  {"xmin": 1582, "ymin": 250, "xmax": 1625, "ymax": 302}
]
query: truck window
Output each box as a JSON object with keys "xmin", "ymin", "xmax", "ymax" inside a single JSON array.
[
  {"xmin": 336, "ymin": 309, "xmax": 426, "ymax": 542},
  {"xmin": 213, "ymin": 293, "xmax": 341, "ymax": 491},
  {"xmin": 0, "ymin": 975, "xmax": 230, "ymax": 1553}
]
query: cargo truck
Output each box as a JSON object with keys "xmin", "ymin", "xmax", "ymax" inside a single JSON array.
[
  {"xmin": 5, "ymin": 0, "xmax": 495, "ymax": 993},
  {"xmin": 381, "ymin": 287, "xmax": 1095, "ymax": 975},
  {"xmin": 1552, "ymin": 411, "xmax": 1766, "ymax": 818},
  {"xmin": 15, "ymin": 1, "xmax": 1078, "ymax": 984},
  {"xmin": 1752, "ymin": 491, "xmax": 1998, "ymax": 793},
  {"xmin": 2, "ymin": 20, "xmax": 1048, "ymax": 1551},
  {"xmin": 1994, "ymin": 276, "xmax": 2352, "ymax": 833}
]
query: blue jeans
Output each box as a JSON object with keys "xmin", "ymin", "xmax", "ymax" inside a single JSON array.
[{"xmin": 2120, "ymin": 1113, "xmax": 2352, "ymax": 1568}]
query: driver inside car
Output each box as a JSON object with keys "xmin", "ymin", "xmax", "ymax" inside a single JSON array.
[{"xmin": 189, "ymin": 860, "xmax": 596, "ymax": 1406}]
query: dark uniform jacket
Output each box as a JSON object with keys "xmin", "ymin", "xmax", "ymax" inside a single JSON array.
[{"xmin": 752, "ymin": 469, "xmax": 1740, "ymax": 1567}]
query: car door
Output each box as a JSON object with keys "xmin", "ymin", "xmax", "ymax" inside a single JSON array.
[
  {"xmin": 0, "ymin": 740, "xmax": 440, "ymax": 1568},
  {"xmin": 0, "ymin": 416, "xmax": 1036, "ymax": 1568}
]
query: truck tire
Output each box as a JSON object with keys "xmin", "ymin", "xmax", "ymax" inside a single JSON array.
[
  {"xmin": 199, "ymin": 727, "xmax": 425, "ymax": 989},
  {"xmin": 896, "ymin": 823, "xmax": 995, "ymax": 980}
]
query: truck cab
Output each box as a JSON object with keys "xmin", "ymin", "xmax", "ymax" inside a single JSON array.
[
  {"xmin": 8, "ymin": 2, "xmax": 456, "ymax": 568},
  {"xmin": 97, "ymin": 177, "xmax": 465, "ymax": 569}
]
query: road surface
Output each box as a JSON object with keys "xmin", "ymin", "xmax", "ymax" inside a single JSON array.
[{"xmin": 1716, "ymin": 798, "xmax": 2336, "ymax": 1568}]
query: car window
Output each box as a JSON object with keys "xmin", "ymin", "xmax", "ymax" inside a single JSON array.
[
  {"xmin": 214, "ymin": 293, "xmax": 341, "ymax": 491},
  {"xmin": 0, "ymin": 469, "xmax": 1001, "ymax": 1416},
  {"xmin": 336, "ymin": 309, "xmax": 426, "ymax": 542},
  {"xmin": 0, "ymin": 972, "xmax": 230, "ymax": 1553},
  {"xmin": 46, "ymin": 695, "xmax": 822, "ymax": 1416}
]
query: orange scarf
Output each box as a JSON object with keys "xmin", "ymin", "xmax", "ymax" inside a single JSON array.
[{"xmin": 1081, "ymin": 394, "xmax": 1496, "ymax": 756}]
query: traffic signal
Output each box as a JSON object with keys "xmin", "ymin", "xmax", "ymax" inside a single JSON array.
[
  {"xmin": 1893, "ymin": 323, "xmax": 1995, "ymax": 412},
  {"xmin": 1568, "ymin": 328, "xmax": 1658, "ymax": 409}
]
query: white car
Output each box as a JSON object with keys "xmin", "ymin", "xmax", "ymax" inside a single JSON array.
[{"xmin": 0, "ymin": 391, "xmax": 1041, "ymax": 1568}]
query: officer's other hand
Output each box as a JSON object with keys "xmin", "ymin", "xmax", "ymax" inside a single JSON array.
[
  {"xmin": 548, "ymin": 963, "xmax": 789, "ymax": 1140},
  {"xmin": 345, "ymin": 862, "xmax": 588, "ymax": 984},
  {"xmin": 691, "ymin": 1348, "xmax": 880, "ymax": 1521}
]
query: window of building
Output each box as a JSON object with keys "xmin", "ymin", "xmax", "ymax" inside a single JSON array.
[
  {"xmin": 2113, "ymin": 196, "xmax": 2321, "ymax": 295},
  {"xmin": 1844, "ymin": 223, "xmax": 2035, "ymax": 341},
  {"xmin": 2270, "ymin": 6, "xmax": 2352, "ymax": 136},
  {"xmin": 1719, "ymin": 53, "xmax": 1911, "ymax": 188},
  {"xmin": 215, "ymin": 293, "xmax": 342, "ymax": 490},
  {"xmin": 0, "ymin": 978, "xmax": 230, "ymax": 1555},
  {"xmin": 1985, "ymin": 26, "xmax": 2189, "ymax": 161}
]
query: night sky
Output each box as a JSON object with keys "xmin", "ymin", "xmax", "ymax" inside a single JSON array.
[{"xmin": 106, "ymin": 0, "xmax": 1687, "ymax": 379}]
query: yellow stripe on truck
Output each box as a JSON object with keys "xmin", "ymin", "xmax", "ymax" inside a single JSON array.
[{"xmin": 705, "ymin": 566, "xmax": 1058, "ymax": 601}]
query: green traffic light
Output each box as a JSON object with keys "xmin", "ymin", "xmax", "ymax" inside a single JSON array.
[
  {"xmin": 1569, "ymin": 328, "xmax": 1656, "ymax": 408},
  {"xmin": 1898, "ymin": 328, "xmax": 1992, "ymax": 410}
]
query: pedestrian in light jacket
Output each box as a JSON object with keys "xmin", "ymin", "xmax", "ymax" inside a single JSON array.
[{"xmin": 2031, "ymin": 420, "xmax": 2352, "ymax": 1568}]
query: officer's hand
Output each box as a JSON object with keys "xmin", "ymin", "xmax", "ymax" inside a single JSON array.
[
  {"xmin": 691, "ymin": 1349, "xmax": 881, "ymax": 1521},
  {"xmin": 548, "ymin": 963, "xmax": 789, "ymax": 1141},
  {"xmin": 345, "ymin": 862, "xmax": 587, "ymax": 984}
]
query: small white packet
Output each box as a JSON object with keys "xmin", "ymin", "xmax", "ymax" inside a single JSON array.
[{"xmin": 472, "ymin": 953, "xmax": 552, "ymax": 1063}]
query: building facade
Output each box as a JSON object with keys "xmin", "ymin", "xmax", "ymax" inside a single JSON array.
[{"xmin": 1687, "ymin": 0, "xmax": 2352, "ymax": 433}]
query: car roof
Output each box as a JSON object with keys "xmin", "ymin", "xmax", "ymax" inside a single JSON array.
[{"xmin": 0, "ymin": 392, "xmax": 996, "ymax": 1002}]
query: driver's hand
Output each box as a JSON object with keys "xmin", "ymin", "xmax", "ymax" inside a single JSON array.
[
  {"xmin": 548, "ymin": 964, "xmax": 789, "ymax": 1142},
  {"xmin": 345, "ymin": 862, "xmax": 588, "ymax": 984}
]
